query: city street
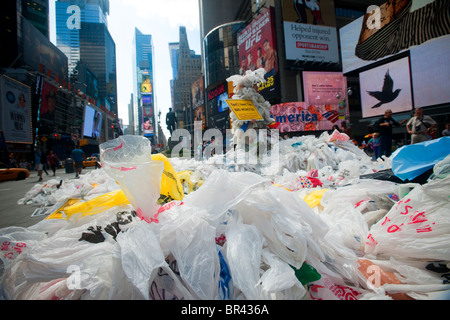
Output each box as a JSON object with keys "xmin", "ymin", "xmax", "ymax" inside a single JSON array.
[{"xmin": 0, "ymin": 166, "xmax": 98, "ymax": 229}]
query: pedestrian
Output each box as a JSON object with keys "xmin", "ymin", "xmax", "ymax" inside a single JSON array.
[
  {"xmin": 47, "ymin": 150, "xmax": 59, "ymax": 176},
  {"xmin": 34, "ymin": 147, "xmax": 43, "ymax": 182},
  {"xmin": 406, "ymin": 108, "xmax": 437, "ymax": 144},
  {"xmin": 368, "ymin": 132, "xmax": 381, "ymax": 160},
  {"xmin": 443, "ymin": 123, "xmax": 450, "ymax": 137},
  {"xmin": 373, "ymin": 109, "xmax": 406, "ymax": 157},
  {"xmin": 41, "ymin": 149, "xmax": 49, "ymax": 176},
  {"xmin": 341, "ymin": 121, "xmax": 352, "ymax": 138},
  {"xmin": 71, "ymin": 145, "xmax": 85, "ymax": 178}
]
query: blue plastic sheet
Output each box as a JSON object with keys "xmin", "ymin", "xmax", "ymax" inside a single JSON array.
[{"xmin": 391, "ymin": 137, "xmax": 450, "ymax": 181}]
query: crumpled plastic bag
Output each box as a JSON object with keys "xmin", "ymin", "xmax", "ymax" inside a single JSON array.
[
  {"xmin": 365, "ymin": 175, "xmax": 450, "ymax": 261},
  {"xmin": 100, "ymin": 135, "xmax": 164, "ymax": 223}
]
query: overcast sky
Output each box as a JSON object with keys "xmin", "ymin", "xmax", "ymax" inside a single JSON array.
[{"xmin": 50, "ymin": 0, "xmax": 201, "ymax": 134}]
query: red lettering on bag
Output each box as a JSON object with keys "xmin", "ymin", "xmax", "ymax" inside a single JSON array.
[
  {"xmin": 381, "ymin": 216, "xmax": 391, "ymax": 226},
  {"xmin": 387, "ymin": 223, "xmax": 403, "ymax": 233},
  {"xmin": 400, "ymin": 205, "xmax": 413, "ymax": 215},
  {"xmin": 408, "ymin": 211, "xmax": 427, "ymax": 224}
]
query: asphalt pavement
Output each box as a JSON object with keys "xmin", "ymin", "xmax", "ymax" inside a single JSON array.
[{"xmin": 0, "ymin": 166, "xmax": 98, "ymax": 230}]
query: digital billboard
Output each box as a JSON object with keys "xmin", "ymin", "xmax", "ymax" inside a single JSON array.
[
  {"xmin": 83, "ymin": 104, "xmax": 102, "ymax": 138},
  {"xmin": 303, "ymin": 71, "xmax": 348, "ymax": 124},
  {"xmin": 340, "ymin": 0, "xmax": 450, "ymax": 74},
  {"xmin": 410, "ymin": 34, "xmax": 450, "ymax": 108},
  {"xmin": 237, "ymin": 7, "xmax": 280, "ymax": 101},
  {"xmin": 191, "ymin": 76, "xmax": 204, "ymax": 110},
  {"xmin": 359, "ymin": 56, "xmax": 413, "ymax": 118},
  {"xmin": 39, "ymin": 81, "xmax": 57, "ymax": 123},
  {"xmin": 0, "ymin": 76, "xmax": 32, "ymax": 144}
]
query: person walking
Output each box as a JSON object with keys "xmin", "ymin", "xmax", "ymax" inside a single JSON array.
[
  {"xmin": 71, "ymin": 145, "xmax": 85, "ymax": 178},
  {"xmin": 47, "ymin": 150, "xmax": 59, "ymax": 176},
  {"xmin": 373, "ymin": 109, "xmax": 406, "ymax": 157},
  {"xmin": 34, "ymin": 147, "xmax": 44, "ymax": 182},
  {"xmin": 406, "ymin": 108, "xmax": 437, "ymax": 144}
]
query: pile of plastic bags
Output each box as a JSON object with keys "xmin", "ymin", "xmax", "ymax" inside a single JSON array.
[{"xmin": 1, "ymin": 134, "xmax": 449, "ymax": 300}]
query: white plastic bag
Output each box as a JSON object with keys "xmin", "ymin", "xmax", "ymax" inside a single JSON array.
[{"xmin": 365, "ymin": 175, "xmax": 450, "ymax": 261}]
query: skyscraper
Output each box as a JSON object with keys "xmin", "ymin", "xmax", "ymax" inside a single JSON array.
[
  {"xmin": 172, "ymin": 26, "xmax": 201, "ymax": 131},
  {"xmin": 55, "ymin": 0, "xmax": 117, "ymax": 115},
  {"xmin": 55, "ymin": 0, "xmax": 109, "ymax": 74},
  {"xmin": 132, "ymin": 28, "xmax": 157, "ymax": 142}
]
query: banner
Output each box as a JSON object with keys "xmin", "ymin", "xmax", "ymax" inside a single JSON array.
[
  {"xmin": 0, "ymin": 76, "xmax": 32, "ymax": 144},
  {"xmin": 271, "ymin": 101, "xmax": 344, "ymax": 133}
]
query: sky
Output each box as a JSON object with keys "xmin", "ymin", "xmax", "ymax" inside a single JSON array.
[{"xmin": 49, "ymin": 0, "xmax": 202, "ymax": 136}]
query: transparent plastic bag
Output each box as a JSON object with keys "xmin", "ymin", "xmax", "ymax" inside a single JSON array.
[{"xmin": 100, "ymin": 136, "xmax": 164, "ymax": 223}]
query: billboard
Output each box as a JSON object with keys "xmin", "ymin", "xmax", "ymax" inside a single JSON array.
[
  {"xmin": 237, "ymin": 7, "xmax": 280, "ymax": 101},
  {"xmin": 281, "ymin": 0, "xmax": 339, "ymax": 64},
  {"xmin": 191, "ymin": 76, "xmax": 205, "ymax": 110},
  {"xmin": 140, "ymin": 75, "xmax": 152, "ymax": 94},
  {"xmin": 39, "ymin": 81, "xmax": 57, "ymax": 123},
  {"xmin": 340, "ymin": 0, "xmax": 450, "ymax": 74},
  {"xmin": 359, "ymin": 56, "xmax": 413, "ymax": 118},
  {"xmin": 0, "ymin": 76, "xmax": 32, "ymax": 144},
  {"xmin": 22, "ymin": 18, "xmax": 68, "ymax": 85}
]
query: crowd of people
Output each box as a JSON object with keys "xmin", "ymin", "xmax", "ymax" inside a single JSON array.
[{"xmin": 332, "ymin": 108, "xmax": 448, "ymax": 161}]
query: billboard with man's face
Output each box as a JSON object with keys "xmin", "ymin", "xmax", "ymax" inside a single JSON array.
[{"xmin": 238, "ymin": 7, "xmax": 279, "ymax": 101}]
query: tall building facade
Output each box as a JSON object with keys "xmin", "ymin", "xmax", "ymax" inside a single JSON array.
[
  {"xmin": 55, "ymin": 0, "xmax": 109, "ymax": 74},
  {"xmin": 132, "ymin": 28, "xmax": 159, "ymax": 144},
  {"xmin": 171, "ymin": 26, "xmax": 202, "ymax": 132},
  {"xmin": 55, "ymin": 0, "xmax": 117, "ymax": 116}
]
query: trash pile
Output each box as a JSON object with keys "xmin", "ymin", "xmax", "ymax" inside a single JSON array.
[{"xmin": 1, "ymin": 134, "xmax": 449, "ymax": 300}]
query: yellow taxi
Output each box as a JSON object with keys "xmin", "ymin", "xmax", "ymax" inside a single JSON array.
[
  {"xmin": 0, "ymin": 162, "xmax": 30, "ymax": 182},
  {"xmin": 83, "ymin": 156, "xmax": 99, "ymax": 168}
]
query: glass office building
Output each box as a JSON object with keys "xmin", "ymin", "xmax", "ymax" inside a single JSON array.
[
  {"xmin": 132, "ymin": 28, "xmax": 156, "ymax": 138},
  {"xmin": 55, "ymin": 0, "xmax": 109, "ymax": 74}
]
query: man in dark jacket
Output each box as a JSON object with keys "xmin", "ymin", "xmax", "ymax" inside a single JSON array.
[{"xmin": 374, "ymin": 109, "xmax": 406, "ymax": 157}]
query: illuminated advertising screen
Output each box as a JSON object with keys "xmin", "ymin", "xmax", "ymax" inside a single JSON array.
[
  {"xmin": 302, "ymin": 71, "xmax": 348, "ymax": 127},
  {"xmin": 0, "ymin": 75, "xmax": 32, "ymax": 144},
  {"xmin": 410, "ymin": 34, "xmax": 450, "ymax": 108},
  {"xmin": 39, "ymin": 81, "xmax": 57, "ymax": 123},
  {"xmin": 359, "ymin": 56, "xmax": 413, "ymax": 118},
  {"xmin": 140, "ymin": 75, "xmax": 152, "ymax": 94},
  {"xmin": 281, "ymin": 0, "xmax": 339, "ymax": 64},
  {"xmin": 83, "ymin": 104, "xmax": 96, "ymax": 138},
  {"xmin": 191, "ymin": 76, "xmax": 204, "ymax": 110},
  {"xmin": 340, "ymin": 0, "xmax": 450, "ymax": 74},
  {"xmin": 143, "ymin": 116, "xmax": 154, "ymax": 137},
  {"xmin": 237, "ymin": 7, "xmax": 280, "ymax": 101}
]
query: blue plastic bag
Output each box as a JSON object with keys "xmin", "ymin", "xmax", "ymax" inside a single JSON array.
[{"xmin": 391, "ymin": 137, "xmax": 450, "ymax": 181}]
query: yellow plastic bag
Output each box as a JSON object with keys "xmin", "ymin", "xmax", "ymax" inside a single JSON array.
[
  {"xmin": 46, "ymin": 189, "xmax": 130, "ymax": 220},
  {"xmin": 303, "ymin": 189, "xmax": 329, "ymax": 209},
  {"xmin": 151, "ymin": 153, "xmax": 184, "ymax": 203}
]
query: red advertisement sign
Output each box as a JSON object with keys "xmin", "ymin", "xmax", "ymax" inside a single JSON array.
[{"xmin": 238, "ymin": 7, "xmax": 279, "ymax": 100}]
